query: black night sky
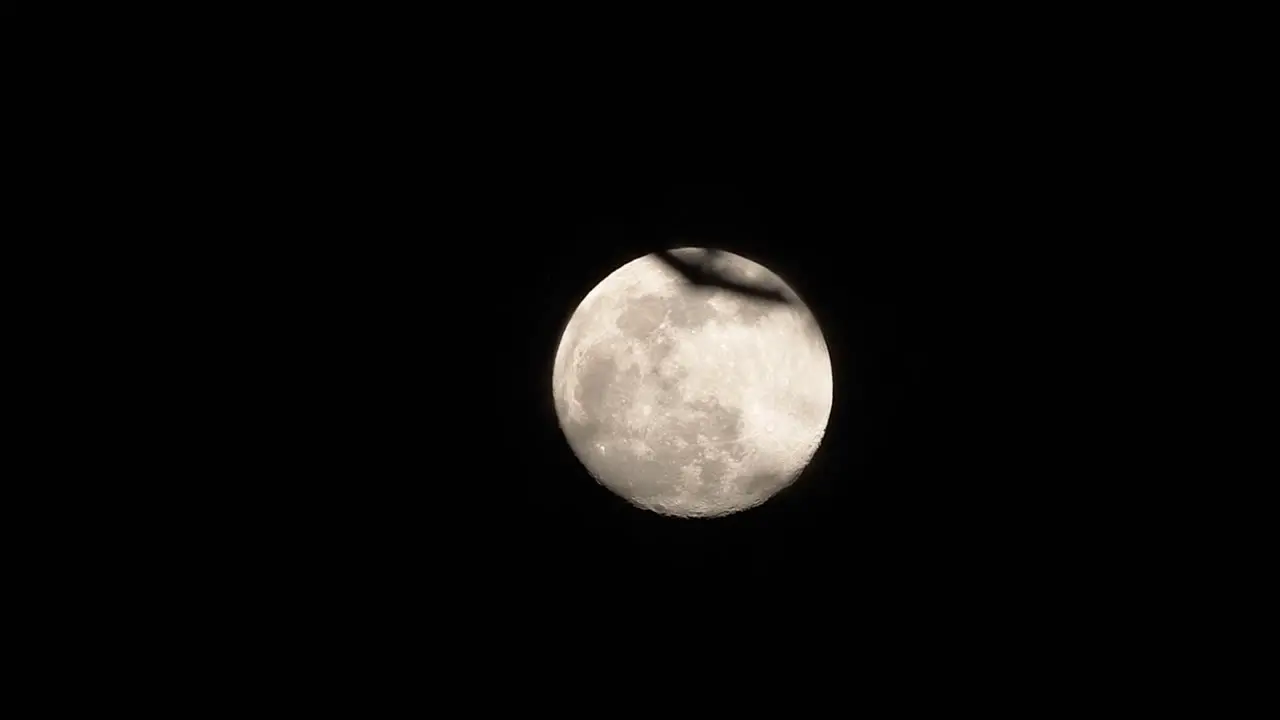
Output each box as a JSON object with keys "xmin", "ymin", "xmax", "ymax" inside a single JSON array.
[
  {"xmin": 14, "ymin": 5, "xmax": 1204, "ymax": 698},
  {"xmin": 190, "ymin": 23, "xmax": 1157, "ymax": 665},
  {"xmin": 264, "ymin": 162, "xmax": 990, "ymax": 602}
]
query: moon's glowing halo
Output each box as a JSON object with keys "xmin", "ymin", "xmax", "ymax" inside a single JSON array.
[{"xmin": 552, "ymin": 247, "xmax": 834, "ymax": 518}]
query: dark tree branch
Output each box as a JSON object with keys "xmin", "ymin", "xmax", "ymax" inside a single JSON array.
[{"xmin": 654, "ymin": 250, "xmax": 792, "ymax": 305}]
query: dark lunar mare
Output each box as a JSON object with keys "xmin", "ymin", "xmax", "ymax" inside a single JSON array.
[
  {"xmin": 613, "ymin": 293, "xmax": 670, "ymax": 338},
  {"xmin": 569, "ymin": 353, "xmax": 625, "ymax": 448},
  {"xmin": 614, "ymin": 287, "xmax": 778, "ymax": 341}
]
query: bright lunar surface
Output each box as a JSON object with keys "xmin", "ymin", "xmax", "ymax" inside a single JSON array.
[{"xmin": 552, "ymin": 247, "xmax": 834, "ymax": 517}]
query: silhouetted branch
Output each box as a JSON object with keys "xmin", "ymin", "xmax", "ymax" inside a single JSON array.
[{"xmin": 654, "ymin": 250, "xmax": 792, "ymax": 305}]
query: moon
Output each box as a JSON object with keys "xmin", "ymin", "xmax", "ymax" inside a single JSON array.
[{"xmin": 552, "ymin": 247, "xmax": 834, "ymax": 517}]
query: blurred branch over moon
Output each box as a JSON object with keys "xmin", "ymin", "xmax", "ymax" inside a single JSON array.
[{"xmin": 653, "ymin": 249, "xmax": 792, "ymax": 305}]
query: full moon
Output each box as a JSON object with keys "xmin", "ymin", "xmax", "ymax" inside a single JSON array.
[{"xmin": 552, "ymin": 247, "xmax": 834, "ymax": 517}]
